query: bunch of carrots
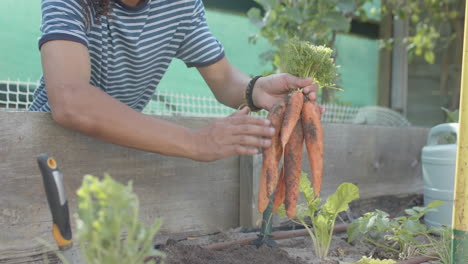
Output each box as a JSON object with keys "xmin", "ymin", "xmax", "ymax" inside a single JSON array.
[
  {"xmin": 258, "ymin": 93, "xmax": 323, "ymax": 218},
  {"xmin": 257, "ymin": 38, "xmax": 338, "ymax": 219}
]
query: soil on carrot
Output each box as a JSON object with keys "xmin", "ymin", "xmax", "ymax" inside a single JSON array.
[{"xmin": 153, "ymin": 194, "xmax": 440, "ymax": 264}]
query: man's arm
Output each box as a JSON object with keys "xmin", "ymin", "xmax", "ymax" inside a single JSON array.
[
  {"xmin": 197, "ymin": 57, "xmax": 250, "ymax": 109},
  {"xmin": 42, "ymin": 40, "xmax": 273, "ymax": 161}
]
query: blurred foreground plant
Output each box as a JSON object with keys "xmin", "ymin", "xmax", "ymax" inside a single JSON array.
[{"xmin": 76, "ymin": 174, "xmax": 164, "ymax": 264}]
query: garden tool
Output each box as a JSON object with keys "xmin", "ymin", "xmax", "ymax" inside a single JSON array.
[
  {"xmin": 250, "ymin": 201, "xmax": 278, "ymax": 248},
  {"xmin": 37, "ymin": 154, "xmax": 83, "ymax": 264}
]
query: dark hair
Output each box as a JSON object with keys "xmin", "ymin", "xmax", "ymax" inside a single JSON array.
[{"xmin": 80, "ymin": 0, "xmax": 112, "ymax": 26}]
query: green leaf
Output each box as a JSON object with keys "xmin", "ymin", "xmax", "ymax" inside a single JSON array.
[
  {"xmin": 254, "ymin": 0, "xmax": 277, "ymax": 9},
  {"xmin": 347, "ymin": 220, "xmax": 362, "ymax": 242},
  {"xmin": 247, "ymin": 8, "xmax": 264, "ymax": 28},
  {"xmin": 299, "ymin": 172, "xmax": 315, "ymax": 202},
  {"xmin": 337, "ymin": 0, "xmax": 358, "ymax": 14},
  {"xmin": 322, "ymin": 183, "xmax": 359, "ymax": 215},
  {"xmin": 313, "ymin": 213, "xmax": 331, "ymax": 254},
  {"xmin": 284, "ymin": 7, "xmax": 303, "ymax": 23},
  {"xmin": 427, "ymin": 200, "xmax": 445, "ymax": 208},
  {"xmin": 277, "ymin": 204, "xmax": 287, "ymax": 217},
  {"xmin": 424, "ymin": 50, "xmax": 435, "ymax": 64},
  {"xmin": 402, "ymin": 219, "xmax": 427, "ymax": 234},
  {"xmin": 351, "ymin": 256, "xmax": 396, "ymax": 264}
]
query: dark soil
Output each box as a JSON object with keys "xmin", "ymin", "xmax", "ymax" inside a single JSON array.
[{"xmin": 158, "ymin": 239, "xmax": 307, "ymax": 264}]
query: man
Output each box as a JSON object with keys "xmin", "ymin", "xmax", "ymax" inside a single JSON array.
[{"xmin": 30, "ymin": 0, "xmax": 319, "ymax": 161}]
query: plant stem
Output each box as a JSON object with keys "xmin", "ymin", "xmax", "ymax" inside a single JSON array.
[{"xmin": 364, "ymin": 237, "xmax": 400, "ymax": 253}]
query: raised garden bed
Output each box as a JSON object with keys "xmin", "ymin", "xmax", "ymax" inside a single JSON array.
[{"xmin": 149, "ymin": 194, "xmax": 441, "ymax": 264}]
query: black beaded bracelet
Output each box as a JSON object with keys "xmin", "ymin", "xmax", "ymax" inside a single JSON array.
[{"xmin": 245, "ymin": 75, "xmax": 263, "ymax": 112}]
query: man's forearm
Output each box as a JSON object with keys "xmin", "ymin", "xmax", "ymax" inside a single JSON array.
[
  {"xmin": 50, "ymin": 83, "xmax": 196, "ymax": 159},
  {"xmin": 198, "ymin": 57, "xmax": 251, "ymax": 109}
]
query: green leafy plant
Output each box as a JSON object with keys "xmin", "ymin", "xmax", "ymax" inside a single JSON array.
[
  {"xmin": 279, "ymin": 172, "xmax": 360, "ymax": 259},
  {"xmin": 382, "ymin": 0, "xmax": 465, "ymax": 111},
  {"xmin": 279, "ymin": 38, "xmax": 340, "ymax": 90},
  {"xmin": 418, "ymin": 225, "xmax": 451, "ymax": 264},
  {"xmin": 347, "ymin": 200, "xmax": 445, "ymax": 260},
  {"xmin": 383, "ymin": 0, "xmax": 463, "ymax": 65},
  {"xmin": 76, "ymin": 174, "xmax": 164, "ymax": 264},
  {"xmin": 247, "ymin": 0, "xmax": 373, "ymax": 102}
]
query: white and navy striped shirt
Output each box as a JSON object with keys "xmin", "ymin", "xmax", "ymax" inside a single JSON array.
[{"xmin": 30, "ymin": 0, "xmax": 225, "ymax": 112}]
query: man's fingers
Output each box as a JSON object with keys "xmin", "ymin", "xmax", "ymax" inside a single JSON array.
[
  {"xmin": 319, "ymin": 105, "xmax": 326, "ymax": 114},
  {"xmin": 228, "ymin": 135, "xmax": 271, "ymax": 148},
  {"xmin": 302, "ymin": 83, "xmax": 319, "ymax": 94},
  {"xmin": 230, "ymin": 115, "xmax": 271, "ymax": 126},
  {"xmin": 307, "ymin": 92, "xmax": 317, "ymax": 102},
  {"xmin": 231, "ymin": 123, "xmax": 274, "ymax": 137},
  {"xmin": 230, "ymin": 145, "xmax": 259, "ymax": 156},
  {"xmin": 285, "ymin": 74, "xmax": 313, "ymax": 89},
  {"xmin": 230, "ymin": 106, "xmax": 250, "ymax": 117}
]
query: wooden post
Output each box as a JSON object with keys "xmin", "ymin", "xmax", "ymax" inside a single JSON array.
[
  {"xmin": 239, "ymin": 154, "xmax": 263, "ymax": 228},
  {"xmin": 451, "ymin": 2, "xmax": 468, "ymax": 261},
  {"xmin": 377, "ymin": 0, "xmax": 393, "ymax": 108}
]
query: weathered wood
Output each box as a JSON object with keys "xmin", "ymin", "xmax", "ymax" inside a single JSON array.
[
  {"xmin": 240, "ymin": 123, "xmax": 429, "ymax": 228},
  {"xmin": 317, "ymin": 124, "xmax": 427, "ymax": 199},
  {"xmin": 0, "ymin": 111, "xmax": 240, "ymax": 262},
  {"xmin": 239, "ymin": 154, "xmax": 262, "ymax": 228}
]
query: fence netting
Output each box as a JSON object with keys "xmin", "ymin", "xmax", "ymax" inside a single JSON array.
[{"xmin": 0, "ymin": 80, "xmax": 410, "ymax": 126}]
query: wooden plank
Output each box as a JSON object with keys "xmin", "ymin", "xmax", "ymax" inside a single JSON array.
[
  {"xmin": 0, "ymin": 111, "xmax": 240, "ymax": 262},
  {"xmin": 240, "ymin": 124, "xmax": 429, "ymax": 227},
  {"xmin": 316, "ymin": 124, "xmax": 427, "ymax": 199}
]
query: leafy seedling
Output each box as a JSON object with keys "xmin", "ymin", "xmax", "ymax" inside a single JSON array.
[
  {"xmin": 278, "ymin": 172, "xmax": 359, "ymax": 259},
  {"xmin": 347, "ymin": 200, "xmax": 445, "ymax": 260}
]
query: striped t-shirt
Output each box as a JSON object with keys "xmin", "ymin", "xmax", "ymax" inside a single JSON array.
[{"xmin": 29, "ymin": 0, "xmax": 225, "ymax": 112}]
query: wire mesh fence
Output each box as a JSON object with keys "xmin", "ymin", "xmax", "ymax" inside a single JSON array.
[
  {"xmin": 0, "ymin": 79, "xmax": 379, "ymax": 124},
  {"xmin": 0, "ymin": 79, "xmax": 37, "ymax": 109}
]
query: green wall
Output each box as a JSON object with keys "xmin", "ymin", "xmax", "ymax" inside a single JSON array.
[
  {"xmin": 0, "ymin": 1, "xmax": 378, "ymax": 106},
  {"xmin": 0, "ymin": 0, "xmax": 42, "ymax": 81},
  {"xmin": 334, "ymin": 34, "xmax": 379, "ymax": 106}
]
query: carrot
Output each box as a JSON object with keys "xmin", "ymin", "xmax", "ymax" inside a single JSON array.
[
  {"xmin": 284, "ymin": 120, "xmax": 304, "ymax": 218},
  {"xmin": 266, "ymin": 98, "xmax": 287, "ymax": 197},
  {"xmin": 272, "ymin": 167, "xmax": 285, "ymax": 212},
  {"xmin": 280, "ymin": 91, "xmax": 304, "ymax": 149},
  {"xmin": 258, "ymin": 99, "xmax": 287, "ymax": 213},
  {"xmin": 301, "ymin": 100, "xmax": 323, "ymax": 197}
]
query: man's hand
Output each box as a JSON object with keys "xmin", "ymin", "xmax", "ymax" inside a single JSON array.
[
  {"xmin": 189, "ymin": 107, "xmax": 274, "ymax": 161},
  {"xmin": 252, "ymin": 73, "xmax": 324, "ymax": 112}
]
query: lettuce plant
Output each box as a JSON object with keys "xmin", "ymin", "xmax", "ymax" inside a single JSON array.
[
  {"xmin": 76, "ymin": 174, "xmax": 164, "ymax": 264},
  {"xmin": 279, "ymin": 172, "xmax": 359, "ymax": 259}
]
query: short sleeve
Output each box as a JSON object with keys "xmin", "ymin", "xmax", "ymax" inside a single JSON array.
[
  {"xmin": 39, "ymin": 0, "xmax": 89, "ymax": 49},
  {"xmin": 175, "ymin": 0, "xmax": 225, "ymax": 68}
]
